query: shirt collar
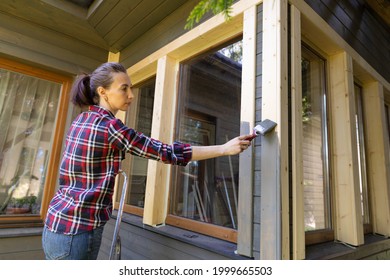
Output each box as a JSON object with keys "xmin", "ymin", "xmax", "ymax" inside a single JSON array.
[{"xmin": 89, "ymin": 105, "xmax": 116, "ymax": 118}]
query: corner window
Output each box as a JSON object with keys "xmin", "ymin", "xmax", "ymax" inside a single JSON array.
[{"xmin": 169, "ymin": 39, "xmax": 242, "ymax": 240}]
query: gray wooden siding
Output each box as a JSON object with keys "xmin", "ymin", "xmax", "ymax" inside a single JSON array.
[
  {"xmin": 304, "ymin": 0, "xmax": 390, "ymax": 81},
  {"xmin": 252, "ymin": 3, "xmax": 263, "ymax": 260},
  {"xmin": 98, "ymin": 214, "xmax": 244, "ymax": 260},
  {"xmin": 0, "ymin": 235, "xmax": 44, "ymax": 260},
  {"xmin": 0, "ymin": 1, "xmax": 107, "ymax": 74}
]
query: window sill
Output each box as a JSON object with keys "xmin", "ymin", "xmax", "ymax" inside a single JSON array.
[
  {"xmin": 112, "ymin": 211, "xmax": 250, "ymax": 260},
  {"xmin": 306, "ymin": 234, "xmax": 390, "ymax": 259}
]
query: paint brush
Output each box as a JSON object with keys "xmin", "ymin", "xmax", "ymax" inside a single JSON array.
[{"xmin": 245, "ymin": 119, "xmax": 277, "ymax": 141}]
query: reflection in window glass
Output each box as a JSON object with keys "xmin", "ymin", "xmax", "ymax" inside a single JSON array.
[
  {"xmin": 124, "ymin": 78, "xmax": 155, "ymax": 208},
  {"xmin": 354, "ymin": 84, "xmax": 370, "ymax": 225},
  {"xmin": 301, "ymin": 46, "xmax": 330, "ymax": 231},
  {"xmin": 386, "ymin": 104, "xmax": 390, "ymax": 146},
  {"xmin": 171, "ymin": 39, "xmax": 242, "ymax": 229},
  {"xmin": 0, "ymin": 69, "xmax": 61, "ymax": 215},
  {"xmin": 386, "ymin": 101, "xmax": 390, "ymax": 167}
]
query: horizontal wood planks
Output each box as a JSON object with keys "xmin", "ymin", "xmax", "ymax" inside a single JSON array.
[
  {"xmin": 98, "ymin": 216, "xmax": 240, "ymax": 260},
  {"xmin": 0, "ymin": 235, "xmax": 44, "ymax": 260},
  {"xmin": 304, "ymin": 0, "xmax": 390, "ymax": 82}
]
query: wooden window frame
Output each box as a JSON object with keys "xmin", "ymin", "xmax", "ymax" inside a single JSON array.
[
  {"xmin": 166, "ymin": 38, "xmax": 244, "ymax": 244},
  {"xmin": 299, "ymin": 42, "xmax": 337, "ymax": 249},
  {"xmin": 0, "ymin": 57, "xmax": 71, "ymax": 228}
]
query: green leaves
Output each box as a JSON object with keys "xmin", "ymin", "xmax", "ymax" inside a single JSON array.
[{"xmin": 185, "ymin": 0, "xmax": 234, "ymax": 30}]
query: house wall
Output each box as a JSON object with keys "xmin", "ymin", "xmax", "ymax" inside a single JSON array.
[
  {"xmin": 0, "ymin": 17, "xmax": 105, "ymax": 75},
  {"xmin": 363, "ymin": 251, "xmax": 390, "ymax": 260},
  {"xmin": 0, "ymin": 229, "xmax": 44, "ymax": 260},
  {"xmin": 98, "ymin": 213, "xmax": 245, "ymax": 260},
  {"xmin": 0, "ymin": 236, "xmax": 44, "ymax": 260},
  {"xmin": 304, "ymin": 0, "xmax": 390, "ymax": 82},
  {"xmin": 0, "ymin": 0, "xmax": 389, "ymax": 260}
]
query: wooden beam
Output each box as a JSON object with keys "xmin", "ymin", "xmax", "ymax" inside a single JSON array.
[
  {"xmin": 237, "ymin": 5, "xmax": 257, "ymax": 258},
  {"xmin": 260, "ymin": 0, "xmax": 289, "ymax": 260},
  {"xmin": 108, "ymin": 51, "xmax": 120, "ymax": 63},
  {"xmin": 362, "ymin": 82, "xmax": 390, "ymax": 236},
  {"xmin": 290, "ymin": 4, "xmax": 305, "ymax": 260},
  {"xmin": 143, "ymin": 55, "xmax": 177, "ymax": 226},
  {"xmin": 329, "ymin": 51, "xmax": 364, "ymax": 246}
]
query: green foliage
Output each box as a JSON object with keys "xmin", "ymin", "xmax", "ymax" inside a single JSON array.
[
  {"xmin": 219, "ymin": 40, "xmax": 243, "ymax": 63},
  {"xmin": 302, "ymin": 96, "xmax": 312, "ymax": 123},
  {"xmin": 185, "ymin": 0, "xmax": 234, "ymax": 30},
  {"xmin": 9, "ymin": 195, "xmax": 37, "ymax": 208}
]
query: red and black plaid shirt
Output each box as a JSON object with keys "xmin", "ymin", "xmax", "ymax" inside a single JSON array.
[{"xmin": 45, "ymin": 105, "xmax": 192, "ymax": 235}]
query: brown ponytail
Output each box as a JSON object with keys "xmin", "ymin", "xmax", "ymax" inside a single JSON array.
[
  {"xmin": 70, "ymin": 74, "xmax": 96, "ymax": 107},
  {"xmin": 70, "ymin": 62, "xmax": 127, "ymax": 107}
]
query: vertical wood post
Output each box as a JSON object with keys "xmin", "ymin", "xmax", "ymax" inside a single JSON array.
[
  {"xmin": 290, "ymin": 4, "xmax": 305, "ymax": 260},
  {"xmin": 143, "ymin": 55, "xmax": 177, "ymax": 226},
  {"xmin": 237, "ymin": 5, "xmax": 257, "ymax": 257},
  {"xmin": 260, "ymin": 0, "xmax": 289, "ymax": 260},
  {"xmin": 362, "ymin": 82, "xmax": 390, "ymax": 236},
  {"xmin": 329, "ymin": 52, "xmax": 364, "ymax": 246}
]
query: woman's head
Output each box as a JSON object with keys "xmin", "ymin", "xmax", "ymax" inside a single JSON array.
[{"xmin": 71, "ymin": 62, "xmax": 130, "ymax": 110}]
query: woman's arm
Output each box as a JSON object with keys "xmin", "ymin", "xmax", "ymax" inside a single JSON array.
[{"xmin": 191, "ymin": 135, "xmax": 252, "ymax": 161}]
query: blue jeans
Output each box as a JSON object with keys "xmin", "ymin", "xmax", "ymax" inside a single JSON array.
[{"xmin": 42, "ymin": 226, "xmax": 104, "ymax": 260}]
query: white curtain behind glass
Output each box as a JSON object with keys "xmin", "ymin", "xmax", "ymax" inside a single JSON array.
[{"xmin": 0, "ymin": 69, "xmax": 61, "ymax": 215}]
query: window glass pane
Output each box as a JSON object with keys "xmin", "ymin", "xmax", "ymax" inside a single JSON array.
[
  {"xmin": 124, "ymin": 78, "xmax": 155, "ymax": 208},
  {"xmin": 301, "ymin": 46, "xmax": 330, "ymax": 231},
  {"xmin": 171, "ymin": 39, "xmax": 242, "ymax": 229},
  {"xmin": 386, "ymin": 104, "xmax": 390, "ymax": 144},
  {"xmin": 0, "ymin": 69, "xmax": 61, "ymax": 215},
  {"xmin": 384, "ymin": 100, "xmax": 390, "ymax": 167},
  {"xmin": 354, "ymin": 84, "xmax": 370, "ymax": 224}
]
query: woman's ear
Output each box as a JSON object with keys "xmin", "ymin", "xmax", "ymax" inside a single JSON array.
[
  {"xmin": 97, "ymin": 86, "xmax": 105, "ymax": 96},
  {"xmin": 97, "ymin": 86, "xmax": 108, "ymax": 101}
]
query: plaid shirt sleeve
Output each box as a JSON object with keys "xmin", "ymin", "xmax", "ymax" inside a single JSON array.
[{"xmin": 107, "ymin": 118, "xmax": 192, "ymax": 166}]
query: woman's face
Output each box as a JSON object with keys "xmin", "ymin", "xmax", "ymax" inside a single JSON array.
[{"xmin": 98, "ymin": 72, "xmax": 134, "ymax": 114}]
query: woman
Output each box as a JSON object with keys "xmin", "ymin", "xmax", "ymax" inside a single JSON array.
[{"xmin": 42, "ymin": 62, "xmax": 251, "ymax": 260}]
